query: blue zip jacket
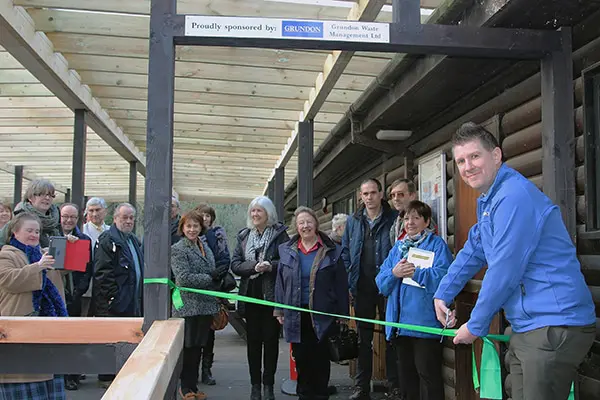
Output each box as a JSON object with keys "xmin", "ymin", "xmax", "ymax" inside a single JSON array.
[
  {"xmin": 376, "ymin": 233, "xmax": 453, "ymax": 340},
  {"xmin": 341, "ymin": 202, "xmax": 398, "ymax": 297},
  {"xmin": 275, "ymin": 232, "xmax": 349, "ymax": 343},
  {"xmin": 434, "ymin": 164, "xmax": 596, "ymax": 336}
]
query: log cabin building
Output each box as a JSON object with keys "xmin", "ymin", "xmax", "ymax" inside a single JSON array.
[{"xmin": 281, "ymin": 0, "xmax": 600, "ymax": 398}]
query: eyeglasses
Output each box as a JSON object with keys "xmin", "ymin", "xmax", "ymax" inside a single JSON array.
[
  {"xmin": 35, "ymin": 193, "xmax": 56, "ymax": 199},
  {"xmin": 60, "ymin": 215, "xmax": 78, "ymax": 220}
]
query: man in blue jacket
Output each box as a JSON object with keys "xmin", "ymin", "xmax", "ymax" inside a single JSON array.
[
  {"xmin": 342, "ymin": 178, "xmax": 398, "ymax": 400},
  {"xmin": 434, "ymin": 122, "xmax": 596, "ymax": 400}
]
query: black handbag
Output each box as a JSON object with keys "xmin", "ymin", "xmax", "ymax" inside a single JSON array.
[
  {"xmin": 219, "ymin": 272, "xmax": 237, "ymax": 293},
  {"xmin": 327, "ymin": 323, "xmax": 359, "ymax": 362}
]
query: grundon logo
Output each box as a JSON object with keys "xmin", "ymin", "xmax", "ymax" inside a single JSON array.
[{"xmin": 281, "ymin": 20, "xmax": 323, "ymax": 38}]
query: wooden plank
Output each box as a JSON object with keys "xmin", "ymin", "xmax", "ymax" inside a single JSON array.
[
  {"xmin": 0, "ymin": 0, "xmax": 146, "ymax": 173},
  {"xmin": 101, "ymin": 319, "xmax": 184, "ymax": 400},
  {"xmin": 0, "ymin": 317, "xmax": 143, "ymax": 344},
  {"xmin": 0, "ymin": 160, "xmax": 68, "ymax": 193}
]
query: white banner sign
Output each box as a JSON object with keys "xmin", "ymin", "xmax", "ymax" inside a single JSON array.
[{"xmin": 185, "ymin": 16, "xmax": 390, "ymax": 43}]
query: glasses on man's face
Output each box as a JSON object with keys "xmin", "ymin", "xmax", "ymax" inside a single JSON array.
[
  {"xmin": 35, "ymin": 193, "xmax": 56, "ymax": 199},
  {"xmin": 61, "ymin": 215, "xmax": 78, "ymax": 221}
]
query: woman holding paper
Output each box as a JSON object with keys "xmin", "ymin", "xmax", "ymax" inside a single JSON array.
[
  {"xmin": 0, "ymin": 212, "xmax": 67, "ymax": 399},
  {"xmin": 375, "ymin": 200, "xmax": 453, "ymax": 400}
]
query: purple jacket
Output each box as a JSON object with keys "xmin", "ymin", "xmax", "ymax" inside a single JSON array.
[{"xmin": 275, "ymin": 232, "xmax": 349, "ymax": 343}]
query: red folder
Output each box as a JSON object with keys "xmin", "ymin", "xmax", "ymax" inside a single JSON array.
[{"xmin": 64, "ymin": 239, "xmax": 91, "ymax": 272}]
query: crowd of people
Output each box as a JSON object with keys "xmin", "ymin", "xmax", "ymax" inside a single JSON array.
[{"xmin": 0, "ymin": 122, "xmax": 597, "ymax": 400}]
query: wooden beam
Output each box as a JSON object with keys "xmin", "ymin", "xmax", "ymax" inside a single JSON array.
[
  {"xmin": 101, "ymin": 319, "xmax": 184, "ymax": 400},
  {"xmin": 12, "ymin": 164, "xmax": 22, "ymax": 204},
  {"xmin": 0, "ymin": 0, "xmax": 147, "ymax": 174},
  {"xmin": 273, "ymin": 0, "xmax": 387, "ymax": 172},
  {"xmin": 0, "ymin": 317, "xmax": 144, "ymax": 344},
  {"xmin": 0, "ymin": 160, "xmax": 68, "ymax": 193}
]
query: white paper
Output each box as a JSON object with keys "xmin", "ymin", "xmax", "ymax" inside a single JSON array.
[{"xmin": 403, "ymin": 247, "xmax": 435, "ymax": 288}]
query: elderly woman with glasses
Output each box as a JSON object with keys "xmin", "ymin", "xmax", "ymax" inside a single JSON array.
[
  {"xmin": 0, "ymin": 179, "xmax": 60, "ymax": 249},
  {"xmin": 231, "ymin": 196, "xmax": 289, "ymax": 400}
]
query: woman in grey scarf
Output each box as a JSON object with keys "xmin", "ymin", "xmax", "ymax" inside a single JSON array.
[
  {"xmin": 231, "ymin": 196, "xmax": 289, "ymax": 400},
  {"xmin": 0, "ymin": 179, "xmax": 60, "ymax": 248}
]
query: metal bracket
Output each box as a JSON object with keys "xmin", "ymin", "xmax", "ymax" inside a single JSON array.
[{"xmin": 349, "ymin": 113, "xmax": 405, "ymax": 155}]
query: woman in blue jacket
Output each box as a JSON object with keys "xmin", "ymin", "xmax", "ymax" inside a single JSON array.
[
  {"xmin": 376, "ymin": 201, "xmax": 453, "ymax": 400},
  {"xmin": 275, "ymin": 206, "xmax": 349, "ymax": 400}
]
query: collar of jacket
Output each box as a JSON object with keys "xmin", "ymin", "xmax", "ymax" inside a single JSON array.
[
  {"xmin": 479, "ymin": 163, "xmax": 511, "ymax": 205},
  {"xmin": 353, "ymin": 199, "xmax": 396, "ymax": 221},
  {"xmin": 107, "ymin": 223, "xmax": 135, "ymax": 247},
  {"xmin": 282, "ymin": 231, "xmax": 338, "ymax": 260}
]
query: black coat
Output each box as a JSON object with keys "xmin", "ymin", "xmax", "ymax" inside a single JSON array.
[
  {"xmin": 230, "ymin": 223, "xmax": 289, "ymax": 317},
  {"xmin": 61, "ymin": 226, "xmax": 94, "ymax": 316},
  {"xmin": 93, "ymin": 224, "xmax": 144, "ymax": 317}
]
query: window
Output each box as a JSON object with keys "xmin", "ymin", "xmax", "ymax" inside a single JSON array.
[
  {"xmin": 332, "ymin": 192, "xmax": 355, "ymax": 216},
  {"xmin": 582, "ymin": 63, "xmax": 600, "ymax": 237}
]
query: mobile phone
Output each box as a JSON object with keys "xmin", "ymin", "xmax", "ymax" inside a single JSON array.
[{"xmin": 48, "ymin": 236, "xmax": 67, "ymax": 270}]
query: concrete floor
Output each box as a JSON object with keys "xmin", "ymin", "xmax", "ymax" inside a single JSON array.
[{"xmin": 67, "ymin": 324, "xmax": 388, "ymax": 400}]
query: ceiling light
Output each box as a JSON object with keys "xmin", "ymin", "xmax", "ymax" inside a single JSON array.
[{"xmin": 376, "ymin": 129, "xmax": 412, "ymax": 141}]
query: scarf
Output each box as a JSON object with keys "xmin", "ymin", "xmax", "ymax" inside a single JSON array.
[
  {"xmin": 399, "ymin": 229, "xmax": 432, "ymax": 260},
  {"xmin": 9, "ymin": 236, "xmax": 68, "ymax": 317},
  {"xmin": 244, "ymin": 226, "xmax": 275, "ymax": 279},
  {"xmin": 16, "ymin": 202, "xmax": 60, "ymax": 247}
]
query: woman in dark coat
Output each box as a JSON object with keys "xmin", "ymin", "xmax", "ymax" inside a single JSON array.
[
  {"xmin": 275, "ymin": 206, "xmax": 349, "ymax": 400},
  {"xmin": 231, "ymin": 196, "xmax": 289, "ymax": 400},
  {"xmin": 171, "ymin": 210, "xmax": 220, "ymax": 400}
]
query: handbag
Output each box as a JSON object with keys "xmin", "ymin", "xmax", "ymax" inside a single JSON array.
[
  {"xmin": 219, "ymin": 271, "xmax": 237, "ymax": 293},
  {"xmin": 327, "ymin": 322, "xmax": 359, "ymax": 362},
  {"xmin": 211, "ymin": 303, "xmax": 229, "ymax": 331}
]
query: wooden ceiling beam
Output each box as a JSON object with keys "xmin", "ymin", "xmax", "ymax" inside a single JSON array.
[
  {"xmin": 0, "ymin": 160, "xmax": 68, "ymax": 193},
  {"xmin": 0, "ymin": 0, "xmax": 146, "ymax": 174}
]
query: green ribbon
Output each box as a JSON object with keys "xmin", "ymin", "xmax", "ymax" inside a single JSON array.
[{"xmin": 144, "ymin": 278, "xmax": 574, "ymax": 399}]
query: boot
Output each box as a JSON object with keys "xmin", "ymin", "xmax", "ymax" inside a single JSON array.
[
  {"xmin": 251, "ymin": 384, "xmax": 262, "ymax": 400},
  {"xmin": 263, "ymin": 384, "xmax": 275, "ymax": 400},
  {"xmin": 201, "ymin": 352, "xmax": 216, "ymax": 385}
]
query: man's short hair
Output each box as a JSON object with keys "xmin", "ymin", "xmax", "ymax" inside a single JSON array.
[
  {"xmin": 86, "ymin": 197, "xmax": 107, "ymax": 209},
  {"xmin": 60, "ymin": 202, "xmax": 79, "ymax": 212},
  {"xmin": 114, "ymin": 202, "xmax": 135, "ymax": 217},
  {"xmin": 451, "ymin": 122, "xmax": 500, "ymax": 152},
  {"xmin": 389, "ymin": 178, "xmax": 416, "ymax": 195},
  {"xmin": 360, "ymin": 177, "xmax": 382, "ymax": 192},
  {"xmin": 331, "ymin": 213, "xmax": 348, "ymax": 230}
]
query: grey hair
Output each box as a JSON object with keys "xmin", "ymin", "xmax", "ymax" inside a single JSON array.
[
  {"xmin": 86, "ymin": 197, "xmax": 107, "ymax": 209},
  {"xmin": 171, "ymin": 197, "xmax": 180, "ymax": 208},
  {"xmin": 60, "ymin": 202, "xmax": 79, "ymax": 212},
  {"xmin": 24, "ymin": 179, "xmax": 55, "ymax": 201},
  {"xmin": 293, "ymin": 206, "xmax": 320, "ymax": 231},
  {"xmin": 114, "ymin": 202, "xmax": 136, "ymax": 217},
  {"xmin": 331, "ymin": 213, "xmax": 348, "ymax": 230},
  {"xmin": 246, "ymin": 196, "xmax": 278, "ymax": 229}
]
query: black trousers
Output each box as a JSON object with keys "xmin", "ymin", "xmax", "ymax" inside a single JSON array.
[
  {"xmin": 245, "ymin": 303, "xmax": 281, "ymax": 385},
  {"xmin": 181, "ymin": 346, "xmax": 202, "ymax": 392},
  {"xmin": 394, "ymin": 336, "xmax": 444, "ymax": 400},
  {"xmin": 292, "ymin": 311, "xmax": 332, "ymax": 400},
  {"xmin": 354, "ymin": 292, "xmax": 393, "ymax": 390}
]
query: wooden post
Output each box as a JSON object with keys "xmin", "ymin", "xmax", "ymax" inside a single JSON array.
[
  {"xmin": 274, "ymin": 167, "xmax": 285, "ymax": 221},
  {"xmin": 297, "ymin": 120, "xmax": 314, "ymax": 208},
  {"xmin": 129, "ymin": 161, "xmax": 137, "ymax": 207},
  {"xmin": 144, "ymin": 0, "xmax": 176, "ymax": 331},
  {"xmin": 392, "ymin": 0, "xmax": 421, "ymax": 31},
  {"xmin": 13, "ymin": 165, "xmax": 23, "ymax": 205},
  {"xmin": 541, "ymin": 27, "xmax": 576, "ymax": 241},
  {"xmin": 267, "ymin": 179, "xmax": 275, "ymax": 202},
  {"xmin": 72, "ymin": 109, "xmax": 87, "ymax": 226}
]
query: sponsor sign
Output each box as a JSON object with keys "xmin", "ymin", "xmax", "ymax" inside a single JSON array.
[{"xmin": 185, "ymin": 16, "xmax": 390, "ymax": 43}]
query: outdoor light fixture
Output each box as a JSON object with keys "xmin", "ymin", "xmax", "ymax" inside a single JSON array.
[{"xmin": 376, "ymin": 129, "xmax": 413, "ymax": 141}]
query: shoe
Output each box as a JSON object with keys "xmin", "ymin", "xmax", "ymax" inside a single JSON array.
[
  {"xmin": 263, "ymin": 384, "xmax": 275, "ymax": 400},
  {"xmin": 179, "ymin": 388, "xmax": 204, "ymax": 400},
  {"xmin": 65, "ymin": 379, "xmax": 78, "ymax": 391},
  {"xmin": 349, "ymin": 387, "xmax": 371, "ymax": 400},
  {"xmin": 79, "ymin": 374, "xmax": 86, "ymax": 381},
  {"xmin": 251, "ymin": 384, "xmax": 262, "ymax": 400},
  {"xmin": 384, "ymin": 388, "xmax": 404, "ymax": 400},
  {"xmin": 97, "ymin": 380, "xmax": 112, "ymax": 389},
  {"xmin": 201, "ymin": 352, "xmax": 216, "ymax": 385}
]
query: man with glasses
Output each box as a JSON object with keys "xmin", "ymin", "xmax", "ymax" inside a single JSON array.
[
  {"xmin": 59, "ymin": 203, "xmax": 93, "ymax": 391},
  {"xmin": 93, "ymin": 203, "xmax": 144, "ymax": 389}
]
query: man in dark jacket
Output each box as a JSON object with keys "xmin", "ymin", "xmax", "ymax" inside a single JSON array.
[
  {"xmin": 342, "ymin": 178, "xmax": 398, "ymax": 400},
  {"xmin": 93, "ymin": 203, "xmax": 143, "ymax": 388},
  {"xmin": 59, "ymin": 202, "xmax": 94, "ymax": 391}
]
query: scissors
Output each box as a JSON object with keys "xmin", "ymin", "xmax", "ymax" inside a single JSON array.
[{"xmin": 440, "ymin": 308, "xmax": 451, "ymax": 343}]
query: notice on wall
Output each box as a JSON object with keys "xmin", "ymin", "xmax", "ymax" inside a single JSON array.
[
  {"xmin": 418, "ymin": 152, "xmax": 448, "ymax": 242},
  {"xmin": 185, "ymin": 16, "xmax": 390, "ymax": 43}
]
